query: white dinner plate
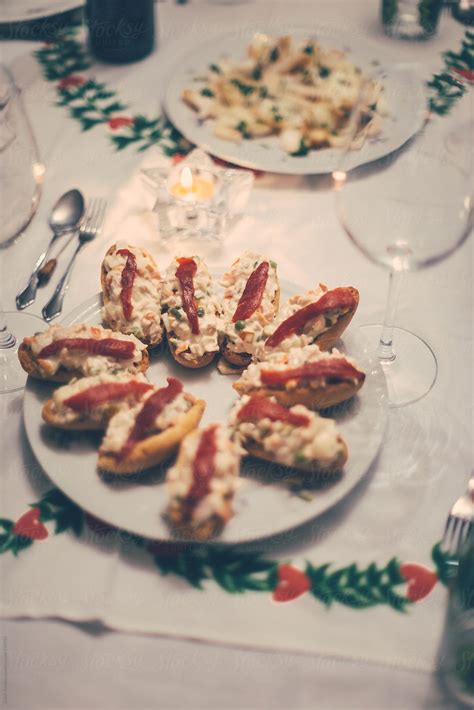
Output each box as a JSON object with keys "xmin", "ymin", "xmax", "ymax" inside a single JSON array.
[
  {"xmin": 164, "ymin": 25, "xmax": 426, "ymax": 175},
  {"xmin": 23, "ymin": 279, "xmax": 388, "ymax": 544},
  {"xmin": 0, "ymin": 0, "xmax": 83, "ymax": 24}
]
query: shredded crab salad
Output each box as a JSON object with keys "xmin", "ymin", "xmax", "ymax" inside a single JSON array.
[
  {"xmin": 50, "ymin": 373, "xmax": 151, "ymax": 425},
  {"xmin": 220, "ymin": 251, "xmax": 279, "ymax": 357},
  {"xmin": 101, "ymin": 244, "xmax": 163, "ymax": 345},
  {"xmin": 236, "ymin": 343, "xmax": 362, "ymax": 391},
  {"xmin": 26, "ymin": 324, "xmax": 146, "ymax": 377},
  {"xmin": 230, "ymin": 395, "xmax": 344, "ymax": 469},
  {"xmin": 182, "ymin": 34, "xmax": 388, "ymax": 156},
  {"xmin": 166, "ymin": 424, "xmax": 242, "ymax": 526},
  {"xmin": 161, "ymin": 256, "xmax": 221, "ymax": 361},
  {"xmin": 256, "ymin": 283, "xmax": 348, "ymax": 359},
  {"xmin": 100, "ymin": 389, "xmax": 196, "ymax": 456}
]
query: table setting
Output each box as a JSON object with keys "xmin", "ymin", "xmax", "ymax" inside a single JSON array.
[{"xmin": 0, "ymin": 1, "xmax": 473, "ymax": 708}]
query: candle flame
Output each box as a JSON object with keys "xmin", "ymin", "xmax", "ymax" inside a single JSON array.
[{"xmin": 180, "ymin": 166, "xmax": 193, "ymax": 191}]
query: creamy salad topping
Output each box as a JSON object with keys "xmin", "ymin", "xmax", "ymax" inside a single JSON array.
[
  {"xmin": 161, "ymin": 256, "xmax": 221, "ymax": 360},
  {"xmin": 256, "ymin": 283, "xmax": 339, "ymax": 358},
  {"xmin": 102, "ymin": 244, "xmax": 163, "ymax": 344},
  {"xmin": 166, "ymin": 425, "xmax": 242, "ymax": 525},
  {"xmin": 220, "ymin": 251, "xmax": 279, "ymax": 356},
  {"xmin": 236, "ymin": 343, "xmax": 361, "ymax": 391},
  {"xmin": 25, "ymin": 324, "xmax": 146, "ymax": 377},
  {"xmin": 100, "ymin": 390, "xmax": 195, "ymax": 455},
  {"xmin": 230, "ymin": 395, "xmax": 343, "ymax": 467},
  {"xmin": 52, "ymin": 373, "xmax": 150, "ymax": 424}
]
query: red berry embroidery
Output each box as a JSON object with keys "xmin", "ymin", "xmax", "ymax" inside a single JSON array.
[
  {"xmin": 400, "ymin": 563, "xmax": 438, "ymax": 602},
  {"xmin": 453, "ymin": 68, "xmax": 474, "ymax": 83},
  {"xmin": 58, "ymin": 75, "xmax": 85, "ymax": 90},
  {"xmin": 273, "ymin": 564, "xmax": 311, "ymax": 603},
  {"xmin": 12, "ymin": 508, "xmax": 48, "ymax": 541},
  {"xmin": 108, "ymin": 117, "xmax": 135, "ymax": 130}
]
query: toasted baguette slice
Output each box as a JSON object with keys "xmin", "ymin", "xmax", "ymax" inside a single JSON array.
[
  {"xmin": 245, "ymin": 439, "xmax": 348, "ymax": 474},
  {"xmin": 161, "ymin": 256, "xmax": 221, "ymax": 369},
  {"xmin": 101, "ymin": 244, "xmax": 164, "ymax": 348},
  {"xmin": 220, "ymin": 287, "xmax": 280, "ymax": 367},
  {"xmin": 18, "ymin": 341, "xmax": 149, "ymax": 384},
  {"xmin": 41, "ymin": 374, "xmax": 153, "ymax": 431},
  {"xmin": 261, "ymin": 285, "xmax": 359, "ymax": 358},
  {"xmin": 229, "ymin": 395, "xmax": 347, "ymax": 474},
  {"xmin": 233, "ymin": 344, "xmax": 365, "ymax": 410},
  {"xmin": 167, "ymin": 507, "xmax": 228, "ymax": 542},
  {"xmin": 165, "ymin": 424, "xmax": 241, "ymax": 540},
  {"xmin": 217, "ymin": 355, "xmax": 249, "ymax": 376},
  {"xmin": 167, "ymin": 339, "xmax": 216, "ymax": 369},
  {"xmin": 233, "ymin": 379, "xmax": 360, "ymax": 411},
  {"xmin": 219, "ymin": 252, "xmax": 280, "ymax": 367},
  {"xmin": 42, "ymin": 399, "xmax": 104, "ymax": 431},
  {"xmin": 219, "ymin": 342, "xmax": 252, "ymax": 369},
  {"xmin": 19, "ymin": 323, "xmax": 149, "ymax": 383},
  {"xmin": 313, "ymin": 287, "xmax": 359, "ymax": 352},
  {"xmin": 98, "ymin": 399, "xmax": 205, "ymax": 475}
]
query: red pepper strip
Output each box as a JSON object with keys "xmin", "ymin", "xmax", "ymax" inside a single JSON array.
[
  {"xmin": 260, "ymin": 358, "xmax": 364, "ymax": 387},
  {"xmin": 176, "ymin": 257, "xmax": 199, "ymax": 335},
  {"xmin": 232, "ymin": 261, "xmax": 269, "ymax": 322},
  {"xmin": 237, "ymin": 395, "xmax": 310, "ymax": 427},
  {"xmin": 187, "ymin": 424, "xmax": 218, "ymax": 503},
  {"xmin": 64, "ymin": 381, "xmax": 152, "ymax": 412},
  {"xmin": 117, "ymin": 248, "xmax": 137, "ymax": 321},
  {"xmin": 38, "ymin": 338, "xmax": 136, "ymax": 360},
  {"xmin": 265, "ymin": 287, "xmax": 357, "ymax": 348},
  {"xmin": 118, "ymin": 377, "xmax": 183, "ymax": 460}
]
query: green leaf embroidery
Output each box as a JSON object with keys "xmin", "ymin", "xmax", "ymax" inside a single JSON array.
[
  {"xmin": 427, "ymin": 30, "xmax": 473, "ymax": 116},
  {"xmin": 34, "ymin": 29, "xmax": 188, "ymax": 156},
  {"xmin": 10, "ymin": 536, "xmax": 34, "ymax": 556},
  {"xmin": 306, "ymin": 558, "xmax": 410, "ymax": 611}
]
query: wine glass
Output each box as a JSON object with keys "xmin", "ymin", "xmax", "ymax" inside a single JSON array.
[
  {"xmin": 0, "ymin": 65, "xmax": 45, "ymax": 394},
  {"xmin": 333, "ymin": 82, "xmax": 472, "ymax": 407}
]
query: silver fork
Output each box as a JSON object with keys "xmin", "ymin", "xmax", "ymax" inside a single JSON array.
[
  {"xmin": 42, "ymin": 199, "xmax": 106, "ymax": 322},
  {"xmin": 442, "ymin": 478, "xmax": 474, "ymax": 557}
]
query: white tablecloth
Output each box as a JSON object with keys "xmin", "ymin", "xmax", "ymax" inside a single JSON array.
[{"xmin": 1, "ymin": 1, "xmax": 472, "ymax": 708}]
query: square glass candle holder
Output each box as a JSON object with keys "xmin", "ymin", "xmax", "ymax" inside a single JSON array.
[{"xmin": 143, "ymin": 149, "xmax": 254, "ymax": 242}]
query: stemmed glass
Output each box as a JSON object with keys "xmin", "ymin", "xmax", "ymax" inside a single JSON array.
[
  {"xmin": 0, "ymin": 65, "xmax": 45, "ymax": 393},
  {"xmin": 333, "ymin": 82, "xmax": 472, "ymax": 407}
]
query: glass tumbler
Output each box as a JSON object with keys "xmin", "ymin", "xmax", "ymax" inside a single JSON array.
[{"xmin": 381, "ymin": 0, "xmax": 443, "ymax": 39}]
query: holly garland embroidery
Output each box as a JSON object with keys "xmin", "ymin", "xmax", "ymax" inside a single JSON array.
[
  {"xmin": 34, "ymin": 30, "xmax": 190, "ymax": 155},
  {"xmin": 427, "ymin": 30, "xmax": 474, "ymax": 116},
  {"xmin": 1, "ymin": 487, "xmax": 457, "ymax": 611},
  {"xmin": 443, "ymin": 29, "xmax": 474, "ymax": 80},
  {"xmin": 109, "ymin": 115, "xmax": 189, "ymax": 155},
  {"xmin": 151, "ymin": 545, "xmax": 279, "ymax": 594},
  {"xmin": 35, "ymin": 33, "xmax": 90, "ymax": 81},
  {"xmin": 33, "ymin": 28, "xmax": 473, "ymax": 155},
  {"xmin": 151, "ymin": 543, "xmax": 449, "ymax": 608}
]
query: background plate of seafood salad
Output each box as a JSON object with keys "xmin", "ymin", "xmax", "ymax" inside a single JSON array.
[{"xmin": 165, "ymin": 25, "xmax": 426, "ymax": 175}]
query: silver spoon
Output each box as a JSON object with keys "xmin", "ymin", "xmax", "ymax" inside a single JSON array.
[
  {"xmin": 16, "ymin": 189, "xmax": 85, "ymax": 310},
  {"xmin": 42, "ymin": 198, "xmax": 106, "ymax": 322}
]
